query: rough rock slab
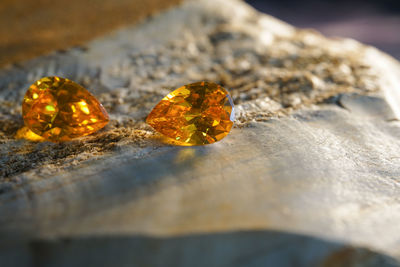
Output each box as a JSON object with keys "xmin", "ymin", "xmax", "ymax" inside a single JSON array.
[{"xmin": 1, "ymin": 0, "xmax": 400, "ymax": 266}]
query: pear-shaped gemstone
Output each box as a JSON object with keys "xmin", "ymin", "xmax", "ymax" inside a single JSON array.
[
  {"xmin": 146, "ymin": 81, "xmax": 235, "ymax": 146},
  {"xmin": 22, "ymin": 76, "xmax": 109, "ymax": 142}
]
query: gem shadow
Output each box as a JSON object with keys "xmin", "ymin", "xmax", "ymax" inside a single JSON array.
[
  {"xmin": 0, "ymin": 142, "xmax": 215, "ymax": 235},
  {"xmin": 0, "ymin": 124, "xmax": 131, "ymax": 179}
]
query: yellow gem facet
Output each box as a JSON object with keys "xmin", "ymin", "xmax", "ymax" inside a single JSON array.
[
  {"xmin": 146, "ymin": 81, "xmax": 235, "ymax": 146},
  {"xmin": 22, "ymin": 76, "xmax": 109, "ymax": 142}
]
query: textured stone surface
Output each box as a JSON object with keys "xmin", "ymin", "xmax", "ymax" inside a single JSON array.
[{"xmin": 1, "ymin": 0, "xmax": 400, "ymax": 266}]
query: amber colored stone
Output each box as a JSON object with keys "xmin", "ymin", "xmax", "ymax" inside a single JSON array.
[
  {"xmin": 15, "ymin": 126, "xmax": 45, "ymax": 142},
  {"xmin": 146, "ymin": 81, "xmax": 235, "ymax": 146},
  {"xmin": 22, "ymin": 76, "xmax": 109, "ymax": 142}
]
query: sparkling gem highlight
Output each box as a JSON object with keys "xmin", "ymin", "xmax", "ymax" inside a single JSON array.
[
  {"xmin": 15, "ymin": 126, "xmax": 45, "ymax": 142},
  {"xmin": 22, "ymin": 76, "xmax": 109, "ymax": 142},
  {"xmin": 146, "ymin": 81, "xmax": 235, "ymax": 146}
]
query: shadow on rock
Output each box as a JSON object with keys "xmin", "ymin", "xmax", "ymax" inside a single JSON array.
[{"xmin": 1, "ymin": 230, "xmax": 398, "ymax": 267}]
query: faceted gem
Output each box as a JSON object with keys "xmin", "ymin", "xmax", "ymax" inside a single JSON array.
[
  {"xmin": 15, "ymin": 126, "xmax": 45, "ymax": 142},
  {"xmin": 22, "ymin": 76, "xmax": 109, "ymax": 142},
  {"xmin": 146, "ymin": 81, "xmax": 235, "ymax": 146}
]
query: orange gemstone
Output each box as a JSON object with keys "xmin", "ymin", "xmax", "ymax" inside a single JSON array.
[
  {"xmin": 15, "ymin": 126, "xmax": 45, "ymax": 142},
  {"xmin": 22, "ymin": 76, "xmax": 109, "ymax": 142},
  {"xmin": 146, "ymin": 81, "xmax": 235, "ymax": 146}
]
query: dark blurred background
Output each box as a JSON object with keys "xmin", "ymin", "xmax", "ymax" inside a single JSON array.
[
  {"xmin": 0, "ymin": 0, "xmax": 182, "ymax": 67},
  {"xmin": 246, "ymin": 0, "xmax": 400, "ymax": 59},
  {"xmin": 1, "ymin": 0, "xmax": 399, "ymax": 68}
]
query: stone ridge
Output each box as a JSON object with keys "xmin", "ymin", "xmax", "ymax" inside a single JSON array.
[{"xmin": 0, "ymin": 0, "xmax": 397, "ymax": 183}]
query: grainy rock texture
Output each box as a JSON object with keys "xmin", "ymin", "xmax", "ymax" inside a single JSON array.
[{"xmin": 1, "ymin": 0, "xmax": 400, "ymax": 266}]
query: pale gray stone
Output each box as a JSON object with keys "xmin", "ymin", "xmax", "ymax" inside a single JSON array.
[{"xmin": 1, "ymin": 0, "xmax": 400, "ymax": 266}]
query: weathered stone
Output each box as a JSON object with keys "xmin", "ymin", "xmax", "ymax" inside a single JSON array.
[{"xmin": 1, "ymin": 0, "xmax": 400, "ymax": 266}]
